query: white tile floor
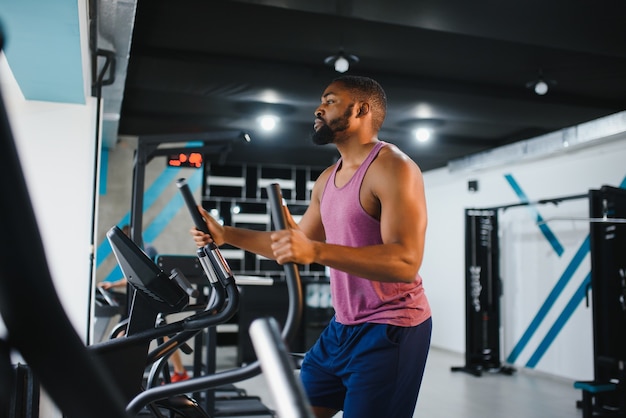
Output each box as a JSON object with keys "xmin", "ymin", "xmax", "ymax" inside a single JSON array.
[{"xmin": 208, "ymin": 345, "xmax": 583, "ymax": 418}]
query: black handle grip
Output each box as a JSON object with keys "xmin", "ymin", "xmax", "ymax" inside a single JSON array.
[
  {"xmin": 177, "ymin": 177, "xmax": 234, "ymax": 287},
  {"xmin": 176, "ymin": 178, "xmax": 210, "ymax": 235},
  {"xmin": 266, "ymin": 183, "xmax": 303, "ymax": 345},
  {"xmin": 267, "ymin": 183, "xmax": 287, "ymax": 230}
]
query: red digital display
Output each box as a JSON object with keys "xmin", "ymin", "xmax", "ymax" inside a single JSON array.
[{"xmin": 167, "ymin": 152, "xmax": 203, "ymax": 168}]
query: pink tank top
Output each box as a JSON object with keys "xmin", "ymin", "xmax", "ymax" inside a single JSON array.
[{"xmin": 320, "ymin": 141, "xmax": 431, "ymax": 326}]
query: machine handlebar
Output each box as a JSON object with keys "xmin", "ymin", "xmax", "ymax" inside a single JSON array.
[{"xmin": 176, "ymin": 178, "xmax": 210, "ymax": 235}]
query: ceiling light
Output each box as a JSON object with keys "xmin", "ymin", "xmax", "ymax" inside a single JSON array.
[
  {"xmin": 324, "ymin": 50, "xmax": 359, "ymax": 73},
  {"xmin": 526, "ymin": 69, "xmax": 556, "ymax": 96},
  {"xmin": 534, "ymin": 80, "xmax": 548, "ymax": 95},
  {"xmin": 400, "ymin": 118, "xmax": 443, "ymax": 143},
  {"xmin": 414, "ymin": 128, "xmax": 432, "ymax": 143},
  {"xmin": 334, "ymin": 56, "xmax": 349, "ymax": 73},
  {"xmin": 258, "ymin": 115, "xmax": 279, "ymax": 131}
]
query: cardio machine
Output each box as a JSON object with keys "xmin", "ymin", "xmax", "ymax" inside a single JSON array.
[
  {"xmin": 0, "ymin": 90, "xmax": 305, "ymax": 416},
  {"xmin": 0, "ymin": 34, "xmax": 308, "ymax": 412},
  {"xmin": 92, "ymin": 179, "xmax": 306, "ymax": 417}
]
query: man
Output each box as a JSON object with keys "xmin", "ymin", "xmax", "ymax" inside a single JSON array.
[{"xmin": 190, "ymin": 76, "xmax": 431, "ymax": 417}]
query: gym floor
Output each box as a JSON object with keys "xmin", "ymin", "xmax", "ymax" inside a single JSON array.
[{"xmin": 205, "ymin": 345, "xmax": 583, "ymax": 418}]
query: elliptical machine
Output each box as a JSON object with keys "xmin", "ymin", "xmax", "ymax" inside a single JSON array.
[
  {"xmin": 0, "ymin": 58, "xmax": 306, "ymax": 413},
  {"xmin": 91, "ymin": 179, "xmax": 305, "ymax": 417}
]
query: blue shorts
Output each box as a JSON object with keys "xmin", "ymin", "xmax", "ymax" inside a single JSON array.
[{"xmin": 300, "ymin": 316, "xmax": 432, "ymax": 418}]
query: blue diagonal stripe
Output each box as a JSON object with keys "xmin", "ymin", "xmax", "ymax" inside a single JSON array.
[
  {"xmin": 506, "ymin": 173, "xmax": 626, "ymax": 366},
  {"xmin": 96, "ymin": 141, "xmax": 204, "ymax": 266},
  {"xmin": 99, "ymin": 148, "xmax": 109, "ymax": 195},
  {"xmin": 96, "ymin": 167, "xmax": 183, "ymax": 266},
  {"xmin": 103, "ymin": 170, "xmax": 203, "ymax": 283},
  {"xmin": 525, "ymin": 272, "xmax": 591, "ymax": 368},
  {"xmin": 504, "ymin": 174, "xmax": 564, "ymax": 256},
  {"xmin": 143, "ymin": 170, "xmax": 203, "ymax": 244},
  {"xmin": 506, "ymin": 236, "xmax": 590, "ymax": 363}
]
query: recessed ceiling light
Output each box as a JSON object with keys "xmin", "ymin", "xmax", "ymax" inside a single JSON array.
[
  {"xmin": 414, "ymin": 127, "xmax": 432, "ymax": 143},
  {"xmin": 258, "ymin": 115, "xmax": 279, "ymax": 131}
]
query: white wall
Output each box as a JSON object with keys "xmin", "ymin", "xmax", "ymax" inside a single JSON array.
[
  {"xmin": 1, "ymin": 61, "xmax": 97, "ymax": 338},
  {"xmin": 1, "ymin": 3, "xmax": 96, "ymax": 416},
  {"xmin": 422, "ymin": 131, "xmax": 626, "ymax": 381},
  {"xmin": 0, "ymin": 13, "xmax": 96, "ymax": 346}
]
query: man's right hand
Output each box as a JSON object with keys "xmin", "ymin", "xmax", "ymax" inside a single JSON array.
[{"xmin": 189, "ymin": 205, "xmax": 225, "ymax": 247}]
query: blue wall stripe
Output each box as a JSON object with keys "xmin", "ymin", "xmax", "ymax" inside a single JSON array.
[
  {"xmin": 525, "ymin": 272, "xmax": 592, "ymax": 368},
  {"xmin": 96, "ymin": 166, "xmax": 183, "ymax": 265},
  {"xmin": 143, "ymin": 170, "xmax": 203, "ymax": 244},
  {"xmin": 102, "ymin": 170, "xmax": 203, "ymax": 283},
  {"xmin": 97, "ymin": 141, "xmax": 205, "ymax": 277},
  {"xmin": 504, "ymin": 174, "xmax": 564, "ymax": 256},
  {"xmin": 96, "ymin": 141, "xmax": 206, "ymax": 264},
  {"xmin": 506, "ymin": 173, "xmax": 626, "ymax": 367},
  {"xmin": 99, "ymin": 148, "xmax": 109, "ymax": 195},
  {"xmin": 506, "ymin": 236, "xmax": 590, "ymax": 363},
  {"xmin": 103, "ymin": 262, "xmax": 123, "ymax": 284}
]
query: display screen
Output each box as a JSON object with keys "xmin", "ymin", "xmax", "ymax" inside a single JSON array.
[{"xmin": 167, "ymin": 152, "xmax": 203, "ymax": 168}]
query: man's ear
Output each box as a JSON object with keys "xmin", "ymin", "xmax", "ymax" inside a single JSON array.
[{"xmin": 356, "ymin": 103, "xmax": 369, "ymax": 117}]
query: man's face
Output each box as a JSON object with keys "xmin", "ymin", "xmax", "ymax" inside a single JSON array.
[
  {"xmin": 311, "ymin": 82, "xmax": 355, "ymax": 145},
  {"xmin": 311, "ymin": 104, "xmax": 354, "ymax": 145}
]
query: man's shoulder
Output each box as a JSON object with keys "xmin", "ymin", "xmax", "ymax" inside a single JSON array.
[{"xmin": 375, "ymin": 143, "xmax": 417, "ymax": 170}]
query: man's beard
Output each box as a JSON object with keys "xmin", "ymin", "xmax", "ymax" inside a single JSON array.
[{"xmin": 311, "ymin": 105, "xmax": 353, "ymax": 145}]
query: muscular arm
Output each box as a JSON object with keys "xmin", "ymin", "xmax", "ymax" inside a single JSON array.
[
  {"xmin": 193, "ymin": 151, "xmax": 427, "ymax": 283},
  {"xmin": 191, "ymin": 194, "xmax": 314, "ymax": 260},
  {"xmin": 271, "ymin": 149, "xmax": 427, "ymax": 283},
  {"xmin": 190, "ymin": 207, "xmax": 276, "ymax": 259},
  {"xmin": 221, "ymin": 226, "xmax": 275, "ymax": 259}
]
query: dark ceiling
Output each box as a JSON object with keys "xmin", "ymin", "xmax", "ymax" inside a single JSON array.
[{"xmin": 116, "ymin": 0, "xmax": 626, "ymax": 172}]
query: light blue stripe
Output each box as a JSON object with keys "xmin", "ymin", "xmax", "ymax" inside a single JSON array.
[
  {"xmin": 506, "ymin": 173, "xmax": 626, "ymax": 366},
  {"xmin": 144, "ymin": 170, "xmax": 203, "ymax": 243},
  {"xmin": 504, "ymin": 174, "xmax": 564, "ymax": 256},
  {"xmin": 96, "ymin": 167, "xmax": 183, "ymax": 265},
  {"xmin": 99, "ymin": 148, "xmax": 108, "ymax": 195},
  {"xmin": 102, "ymin": 170, "xmax": 203, "ymax": 282},
  {"xmin": 525, "ymin": 272, "xmax": 591, "ymax": 368},
  {"xmin": 104, "ymin": 265, "xmax": 123, "ymax": 284},
  {"xmin": 97, "ymin": 141, "xmax": 205, "ymax": 263},
  {"xmin": 506, "ymin": 236, "xmax": 590, "ymax": 363}
]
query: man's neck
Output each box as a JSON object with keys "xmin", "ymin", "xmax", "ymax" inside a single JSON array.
[{"xmin": 335, "ymin": 136, "xmax": 379, "ymax": 168}]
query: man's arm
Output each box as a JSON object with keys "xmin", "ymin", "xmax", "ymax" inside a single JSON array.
[
  {"xmin": 190, "ymin": 207, "xmax": 276, "ymax": 259},
  {"xmin": 191, "ymin": 166, "xmax": 332, "ymax": 256},
  {"xmin": 270, "ymin": 148, "xmax": 427, "ymax": 283}
]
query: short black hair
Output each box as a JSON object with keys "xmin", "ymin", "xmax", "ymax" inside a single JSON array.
[{"xmin": 333, "ymin": 75, "xmax": 387, "ymax": 131}]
